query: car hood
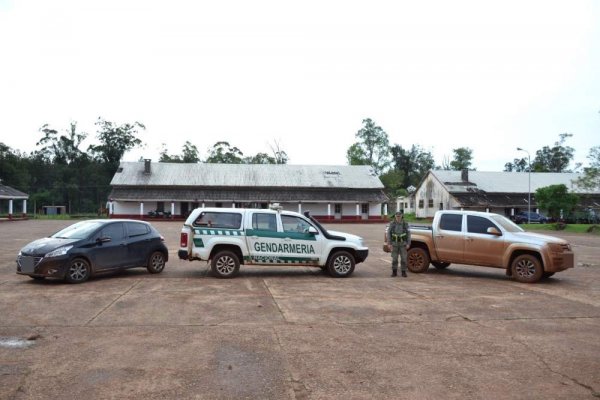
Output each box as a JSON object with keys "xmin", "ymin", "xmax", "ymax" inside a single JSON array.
[
  {"xmin": 511, "ymin": 231, "xmax": 567, "ymax": 245},
  {"xmin": 327, "ymin": 230, "xmax": 364, "ymax": 244},
  {"xmin": 20, "ymin": 237, "xmax": 80, "ymax": 256}
]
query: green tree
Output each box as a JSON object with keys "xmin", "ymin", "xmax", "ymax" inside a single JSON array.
[
  {"xmin": 159, "ymin": 143, "xmax": 182, "ymax": 162},
  {"xmin": 36, "ymin": 122, "xmax": 88, "ymax": 165},
  {"xmin": 244, "ymin": 152, "xmax": 277, "ymax": 164},
  {"xmin": 503, "ymin": 157, "xmax": 528, "ymax": 172},
  {"xmin": 390, "ymin": 144, "xmax": 435, "ymax": 188},
  {"xmin": 531, "ymin": 133, "xmax": 575, "ymax": 172},
  {"xmin": 269, "ymin": 140, "xmax": 288, "ymax": 164},
  {"xmin": 88, "ymin": 118, "xmax": 145, "ymax": 167},
  {"xmin": 181, "ymin": 141, "xmax": 200, "ymax": 163},
  {"xmin": 378, "ymin": 169, "xmax": 404, "ymax": 198},
  {"xmin": 346, "ymin": 118, "xmax": 390, "ymax": 174},
  {"xmin": 535, "ymin": 184, "xmax": 579, "ymax": 221},
  {"xmin": 159, "ymin": 141, "xmax": 200, "ymax": 163},
  {"xmin": 449, "ymin": 147, "xmax": 474, "ymax": 171},
  {"xmin": 205, "ymin": 141, "xmax": 244, "ymax": 163},
  {"xmin": 576, "ymin": 146, "xmax": 600, "ymax": 190}
]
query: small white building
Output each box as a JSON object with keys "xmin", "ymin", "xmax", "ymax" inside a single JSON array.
[
  {"xmin": 414, "ymin": 169, "xmax": 600, "ymax": 218},
  {"xmin": 108, "ymin": 160, "xmax": 389, "ymax": 222},
  {"xmin": 0, "ymin": 183, "xmax": 28, "ymax": 219}
]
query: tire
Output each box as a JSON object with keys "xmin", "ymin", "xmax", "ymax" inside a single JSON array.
[
  {"xmin": 511, "ymin": 254, "xmax": 544, "ymax": 283},
  {"xmin": 542, "ymin": 272, "xmax": 555, "ymax": 279},
  {"xmin": 327, "ymin": 251, "xmax": 355, "ymax": 278},
  {"xmin": 147, "ymin": 251, "xmax": 166, "ymax": 274},
  {"xmin": 432, "ymin": 261, "xmax": 450, "ymax": 270},
  {"xmin": 211, "ymin": 251, "xmax": 240, "ymax": 278},
  {"xmin": 407, "ymin": 247, "xmax": 430, "ymax": 273},
  {"xmin": 65, "ymin": 258, "xmax": 91, "ymax": 284}
]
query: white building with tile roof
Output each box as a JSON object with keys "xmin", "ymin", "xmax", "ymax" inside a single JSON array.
[
  {"xmin": 108, "ymin": 160, "xmax": 389, "ymax": 221},
  {"xmin": 413, "ymin": 169, "xmax": 600, "ymax": 218}
]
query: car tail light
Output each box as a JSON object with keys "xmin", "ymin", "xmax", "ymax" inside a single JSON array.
[{"xmin": 180, "ymin": 232, "xmax": 188, "ymax": 247}]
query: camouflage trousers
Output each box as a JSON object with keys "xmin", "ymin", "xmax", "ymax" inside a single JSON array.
[{"xmin": 391, "ymin": 243, "xmax": 408, "ymax": 272}]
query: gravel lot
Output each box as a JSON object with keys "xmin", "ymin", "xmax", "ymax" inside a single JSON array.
[{"xmin": 1, "ymin": 219, "xmax": 599, "ymax": 399}]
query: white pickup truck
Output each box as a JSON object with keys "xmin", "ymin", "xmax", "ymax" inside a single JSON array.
[
  {"xmin": 402, "ymin": 210, "xmax": 574, "ymax": 283},
  {"xmin": 178, "ymin": 206, "xmax": 369, "ymax": 278}
]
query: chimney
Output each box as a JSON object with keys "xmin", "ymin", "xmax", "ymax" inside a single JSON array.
[
  {"xmin": 144, "ymin": 159, "xmax": 151, "ymax": 174},
  {"xmin": 461, "ymin": 169, "xmax": 468, "ymax": 182}
]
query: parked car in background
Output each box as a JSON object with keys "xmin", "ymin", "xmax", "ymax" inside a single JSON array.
[
  {"xmin": 513, "ymin": 211, "xmax": 549, "ymax": 224},
  {"xmin": 17, "ymin": 220, "xmax": 168, "ymax": 283}
]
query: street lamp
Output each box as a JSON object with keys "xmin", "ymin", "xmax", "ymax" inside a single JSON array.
[{"xmin": 516, "ymin": 147, "xmax": 531, "ymax": 224}]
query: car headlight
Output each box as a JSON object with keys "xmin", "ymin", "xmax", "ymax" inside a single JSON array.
[{"xmin": 46, "ymin": 245, "xmax": 73, "ymax": 258}]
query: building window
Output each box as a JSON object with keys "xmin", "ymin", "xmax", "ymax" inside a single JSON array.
[
  {"xmin": 361, "ymin": 204, "xmax": 368, "ymax": 214},
  {"xmin": 418, "ymin": 200, "xmax": 424, "ymax": 209},
  {"xmin": 334, "ymin": 204, "xmax": 342, "ymax": 213},
  {"xmin": 428, "ymin": 199, "xmax": 434, "ymax": 208},
  {"xmin": 439, "ymin": 203, "xmax": 443, "ymax": 210},
  {"xmin": 156, "ymin": 201, "xmax": 165, "ymax": 212},
  {"xmin": 215, "ymin": 202, "xmax": 222, "ymax": 208}
]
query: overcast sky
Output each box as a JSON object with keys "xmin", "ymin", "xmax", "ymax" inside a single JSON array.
[{"xmin": 1, "ymin": 0, "xmax": 598, "ymax": 171}]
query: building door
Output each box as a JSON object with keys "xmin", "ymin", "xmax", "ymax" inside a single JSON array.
[
  {"xmin": 361, "ymin": 203, "xmax": 369, "ymax": 220},
  {"xmin": 334, "ymin": 203, "xmax": 342, "ymax": 220},
  {"xmin": 181, "ymin": 202, "xmax": 189, "ymax": 218}
]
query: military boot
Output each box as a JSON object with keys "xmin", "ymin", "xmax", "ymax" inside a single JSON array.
[
  {"xmin": 401, "ymin": 271, "xmax": 407, "ymax": 277},
  {"xmin": 391, "ymin": 269, "xmax": 397, "ymax": 277}
]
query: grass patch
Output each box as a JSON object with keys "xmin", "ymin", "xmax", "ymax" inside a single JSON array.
[{"xmin": 523, "ymin": 223, "xmax": 600, "ymax": 234}]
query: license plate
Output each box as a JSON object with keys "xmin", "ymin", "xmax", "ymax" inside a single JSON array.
[{"xmin": 19, "ymin": 256, "xmax": 36, "ymax": 273}]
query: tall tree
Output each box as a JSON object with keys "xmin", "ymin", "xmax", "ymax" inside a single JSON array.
[
  {"xmin": 531, "ymin": 133, "xmax": 575, "ymax": 172},
  {"xmin": 346, "ymin": 118, "xmax": 390, "ymax": 174},
  {"xmin": 449, "ymin": 147, "xmax": 474, "ymax": 171},
  {"xmin": 35, "ymin": 122, "xmax": 87, "ymax": 165},
  {"xmin": 576, "ymin": 146, "xmax": 600, "ymax": 190},
  {"xmin": 159, "ymin": 143, "xmax": 182, "ymax": 162},
  {"xmin": 535, "ymin": 184, "xmax": 579, "ymax": 221},
  {"xmin": 88, "ymin": 118, "xmax": 144, "ymax": 167},
  {"xmin": 390, "ymin": 144, "xmax": 435, "ymax": 188},
  {"xmin": 504, "ymin": 157, "xmax": 528, "ymax": 172},
  {"xmin": 181, "ymin": 141, "xmax": 200, "ymax": 163},
  {"xmin": 268, "ymin": 140, "xmax": 288, "ymax": 164},
  {"xmin": 205, "ymin": 141, "xmax": 244, "ymax": 163}
]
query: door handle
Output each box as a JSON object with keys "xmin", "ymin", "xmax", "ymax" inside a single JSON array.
[
  {"xmin": 465, "ymin": 237, "xmax": 474, "ymax": 242},
  {"xmin": 435, "ymin": 235, "xmax": 444, "ymax": 239},
  {"xmin": 251, "ymin": 235, "xmax": 258, "ymax": 239},
  {"xmin": 284, "ymin": 237, "xmax": 292, "ymax": 241}
]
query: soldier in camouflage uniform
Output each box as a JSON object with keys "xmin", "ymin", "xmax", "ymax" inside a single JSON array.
[{"xmin": 387, "ymin": 210, "xmax": 411, "ymax": 277}]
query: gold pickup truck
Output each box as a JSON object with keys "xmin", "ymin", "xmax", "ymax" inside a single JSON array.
[{"xmin": 397, "ymin": 210, "xmax": 574, "ymax": 283}]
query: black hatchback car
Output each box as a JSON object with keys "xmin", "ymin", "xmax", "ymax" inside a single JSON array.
[{"xmin": 17, "ymin": 219, "xmax": 168, "ymax": 283}]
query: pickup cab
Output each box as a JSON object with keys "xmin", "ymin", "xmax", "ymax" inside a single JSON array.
[
  {"xmin": 178, "ymin": 206, "xmax": 368, "ymax": 278},
  {"xmin": 404, "ymin": 210, "xmax": 574, "ymax": 283}
]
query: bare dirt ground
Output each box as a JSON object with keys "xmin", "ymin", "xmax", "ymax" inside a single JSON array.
[{"xmin": 0, "ymin": 220, "xmax": 599, "ymax": 399}]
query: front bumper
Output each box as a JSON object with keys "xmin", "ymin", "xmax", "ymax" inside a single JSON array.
[
  {"xmin": 16, "ymin": 254, "xmax": 69, "ymax": 278},
  {"xmin": 546, "ymin": 251, "xmax": 575, "ymax": 272},
  {"xmin": 356, "ymin": 249, "xmax": 369, "ymax": 264}
]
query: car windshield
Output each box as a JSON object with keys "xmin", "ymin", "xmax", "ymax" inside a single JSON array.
[
  {"xmin": 51, "ymin": 221, "xmax": 104, "ymax": 239},
  {"xmin": 490, "ymin": 215, "xmax": 524, "ymax": 233}
]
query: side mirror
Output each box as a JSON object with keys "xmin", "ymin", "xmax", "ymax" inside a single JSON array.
[
  {"xmin": 486, "ymin": 227, "xmax": 502, "ymax": 236},
  {"xmin": 307, "ymin": 226, "xmax": 318, "ymax": 235},
  {"xmin": 96, "ymin": 236, "xmax": 112, "ymax": 244}
]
